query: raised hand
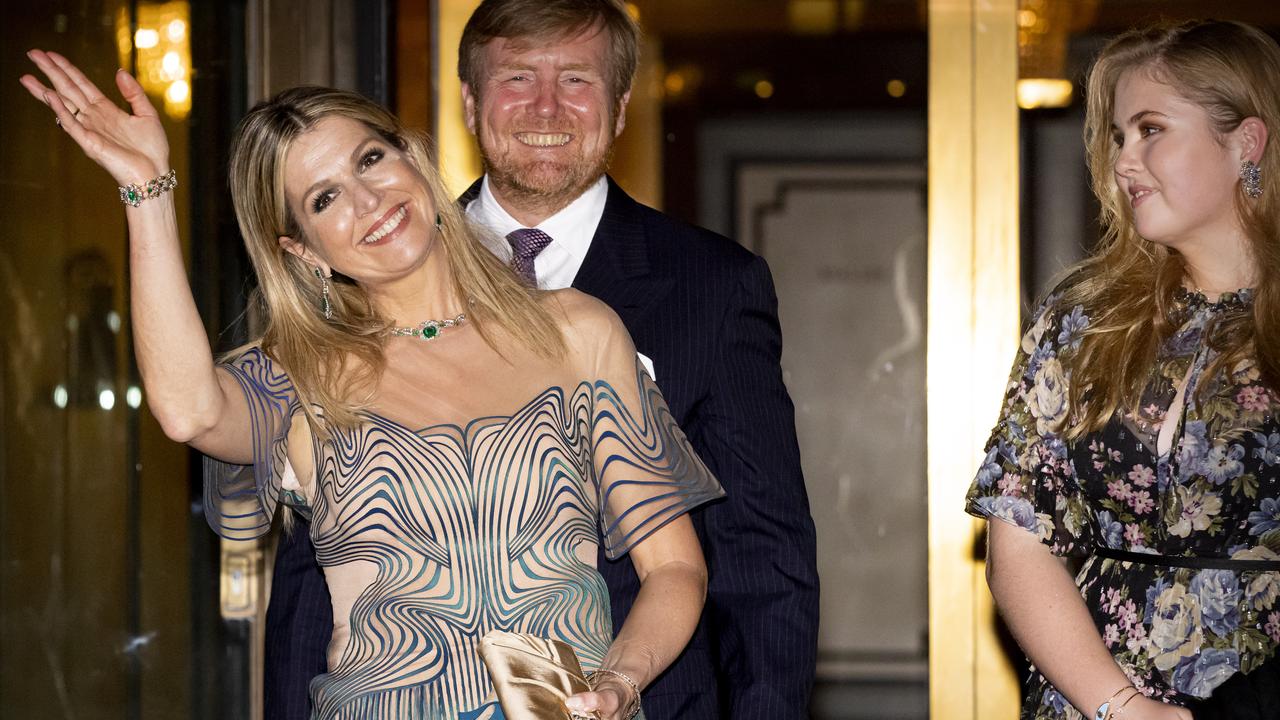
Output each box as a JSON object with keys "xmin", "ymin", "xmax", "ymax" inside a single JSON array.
[{"xmin": 19, "ymin": 50, "xmax": 170, "ymax": 188}]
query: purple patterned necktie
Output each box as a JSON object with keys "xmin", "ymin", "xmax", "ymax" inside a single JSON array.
[{"xmin": 506, "ymin": 228, "xmax": 553, "ymax": 286}]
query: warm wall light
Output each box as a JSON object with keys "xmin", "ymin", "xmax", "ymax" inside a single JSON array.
[
  {"xmin": 135, "ymin": 28, "xmax": 160, "ymax": 49},
  {"xmin": 842, "ymin": 0, "xmax": 867, "ymax": 30},
  {"xmin": 887, "ymin": 79, "xmax": 907, "ymax": 97},
  {"xmin": 664, "ymin": 71, "xmax": 686, "ymax": 97},
  {"xmin": 1016, "ymin": 78, "xmax": 1072, "ymax": 109},
  {"xmin": 116, "ymin": 2, "xmax": 192, "ymax": 120},
  {"xmin": 789, "ymin": 0, "xmax": 838, "ymax": 34},
  {"xmin": 754, "ymin": 79, "xmax": 775, "ymax": 99},
  {"xmin": 162, "ymin": 51, "xmax": 181, "ymax": 77},
  {"xmin": 166, "ymin": 18, "xmax": 186, "ymax": 42},
  {"xmin": 662, "ymin": 65, "xmax": 703, "ymax": 102},
  {"xmin": 166, "ymin": 80, "xmax": 190, "ymax": 105},
  {"xmin": 1016, "ymin": 0, "xmax": 1097, "ymax": 109}
]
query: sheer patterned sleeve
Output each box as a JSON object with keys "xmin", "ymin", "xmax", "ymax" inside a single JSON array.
[
  {"xmin": 964, "ymin": 289, "xmax": 1095, "ymax": 557},
  {"xmin": 203, "ymin": 347, "xmax": 304, "ymax": 540},
  {"xmin": 589, "ymin": 319, "xmax": 726, "ymax": 559}
]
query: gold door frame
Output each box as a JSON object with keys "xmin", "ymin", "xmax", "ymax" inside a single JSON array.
[
  {"xmin": 437, "ymin": 0, "xmax": 483, "ymax": 197},
  {"xmin": 927, "ymin": 0, "xmax": 1022, "ymax": 717}
]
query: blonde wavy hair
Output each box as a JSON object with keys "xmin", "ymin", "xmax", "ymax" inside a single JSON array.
[
  {"xmin": 1057, "ymin": 19, "xmax": 1280, "ymax": 438},
  {"xmin": 228, "ymin": 86, "xmax": 564, "ymax": 432}
]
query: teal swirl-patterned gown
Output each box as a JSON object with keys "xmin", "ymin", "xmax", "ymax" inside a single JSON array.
[{"xmin": 203, "ymin": 297, "xmax": 723, "ymax": 719}]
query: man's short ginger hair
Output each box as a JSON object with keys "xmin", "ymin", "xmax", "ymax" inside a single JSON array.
[{"xmin": 458, "ymin": 0, "xmax": 640, "ymax": 107}]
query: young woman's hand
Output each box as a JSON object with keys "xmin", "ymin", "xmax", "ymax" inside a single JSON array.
[{"xmin": 19, "ymin": 50, "xmax": 169, "ymax": 186}]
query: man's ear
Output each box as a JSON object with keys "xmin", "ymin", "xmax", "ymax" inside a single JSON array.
[
  {"xmin": 613, "ymin": 89, "xmax": 631, "ymax": 137},
  {"xmin": 462, "ymin": 83, "xmax": 478, "ymax": 135},
  {"xmin": 279, "ymin": 235, "xmax": 325, "ymax": 273},
  {"xmin": 1239, "ymin": 116, "xmax": 1269, "ymax": 164}
]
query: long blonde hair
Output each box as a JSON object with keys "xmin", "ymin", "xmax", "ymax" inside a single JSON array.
[
  {"xmin": 228, "ymin": 86, "xmax": 564, "ymax": 431},
  {"xmin": 1059, "ymin": 19, "xmax": 1280, "ymax": 438}
]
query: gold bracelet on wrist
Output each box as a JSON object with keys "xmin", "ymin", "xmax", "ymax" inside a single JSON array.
[
  {"xmin": 1110, "ymin": 687, "xmax": 1142, "ymax": 717},
  {"xmin": 588, "ymin": 668, "xmax": 641, "ymax": 720},
  {"xmin": 1095, "ymin": 684, "xmax": 1134, "ymax": 720},
  {"xmin": 119, "ymin": 168, "xmax": 177, "ymax": 207}
]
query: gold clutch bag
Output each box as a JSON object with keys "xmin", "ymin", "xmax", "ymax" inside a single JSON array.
[{"xmin": 476, "ymin": 630, "xmax": 598, "ymax": 720}]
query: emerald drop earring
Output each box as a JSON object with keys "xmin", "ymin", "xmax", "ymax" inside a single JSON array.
[{"xmin": 314, "ymin": 266, "xmax": 333, "ymax": 320}]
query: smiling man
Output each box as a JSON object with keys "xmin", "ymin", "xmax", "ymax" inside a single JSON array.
[
  {"xmin": 457, "ymin": 2, "xmax": 819, "ymax": 719},
  {"xmin": 262, "ymin": 2, "xmax": 818, "ymax": 719},
  {"xmin": 461, "ymin": 22, "xmax": 620, "ymax": 225}
]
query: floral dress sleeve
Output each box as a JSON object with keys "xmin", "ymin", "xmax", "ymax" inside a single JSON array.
[
  {"xmin": 965, "ymin": 290, "xmax": 1095, "ymax": 556},
  {"xmin": 588, "ymin": 310, "xmax": 726, "ymax": 559},
  {"xmin": 203, "ymin": 347, "xmax": 307, "ymax": 540}
]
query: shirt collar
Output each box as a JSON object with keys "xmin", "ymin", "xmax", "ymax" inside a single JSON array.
[{"xmin": 467, "ymin": 175, "xmax": 607, "ymax": 263}]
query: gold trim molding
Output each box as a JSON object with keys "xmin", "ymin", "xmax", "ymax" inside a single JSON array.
[
  {"xmin": 436, "ymin": 0, "xmax": 483, "ymax": 197},
  {"xmin": 927, "ymin": 0, "xmax": 1022, "ymax": 717}
]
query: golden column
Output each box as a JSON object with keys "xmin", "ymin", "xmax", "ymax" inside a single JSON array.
[
  {"xmin": 437, "ymin": 0, "xmax": 484, "ymax": 197},
  {"xmin": 927, "ymin": 0, "xmax": 1022, "ymax": 717}
]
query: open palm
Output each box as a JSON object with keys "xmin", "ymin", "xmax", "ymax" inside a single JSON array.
[{"xmin": 19, "ymin": 50, "xmax": 170, "ymax": 187}]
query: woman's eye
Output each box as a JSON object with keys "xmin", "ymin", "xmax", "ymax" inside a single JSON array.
[
  {"xmin": 360, "ymin": 148, "xmax": 385, "ymax": 171},
  {"xmin": 1112, "ymin": 133, "xmax": 1124, "ymax": 148},
  {"xmin": 1140, "ymin": 125, "xmax": 1161, "ymax": 137},
  {"xmin": 311, "ymin": 191, "xmax": 335, "ymax": 213}
]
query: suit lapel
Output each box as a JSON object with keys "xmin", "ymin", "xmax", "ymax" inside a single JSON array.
[
  {"xmin": 458, "ymin": 178, "xmax": 483, "ymax": 208},
  {"xmin": 572, "ymin": 178, "xmax": 673, "ymax": 330}
]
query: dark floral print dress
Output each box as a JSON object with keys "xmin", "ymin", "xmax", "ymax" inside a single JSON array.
[{"xmin": 966, "ymin": 285, "xmax": 1280, "ymax": 719}]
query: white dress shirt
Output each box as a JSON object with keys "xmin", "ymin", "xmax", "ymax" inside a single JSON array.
[
  {"xmin": 464, "ymin": 175, "xmax": 608, "ymax": 291},
  {"xmin": 464, "ymin": 175, "xmax": 655, "ymax": 380}
]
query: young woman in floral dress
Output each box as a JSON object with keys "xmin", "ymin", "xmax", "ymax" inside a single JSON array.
[{"xmin": 967, "ymin": 20, "xmax": 1280, "ymax": 720}]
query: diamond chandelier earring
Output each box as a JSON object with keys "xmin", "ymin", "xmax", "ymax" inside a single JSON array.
[
  {"xmin": 314, "ymin": 266, "xmax": 333, "ymax": 320},
  {"xmin": 1241, "ymin": 160, "xmax": 1263, "ymax": 199}
]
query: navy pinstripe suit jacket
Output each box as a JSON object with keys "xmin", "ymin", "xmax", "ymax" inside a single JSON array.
[{"xmin": 263, "ymin": 178, "xmax": 819, "ymax": 720}]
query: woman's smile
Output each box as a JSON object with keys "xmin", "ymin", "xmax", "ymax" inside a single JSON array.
[
  {"xmin": 362, "ymin": 203, "xmax": 410, "ymax": 246},
  {"xmin": 1128, "ymin": 183, "xmax": 1156, "ymax": 208}
]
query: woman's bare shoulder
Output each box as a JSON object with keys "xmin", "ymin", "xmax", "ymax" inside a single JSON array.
[{"xmin": 538, "ymin": 288, "xmax": 630, "ymax": 360}]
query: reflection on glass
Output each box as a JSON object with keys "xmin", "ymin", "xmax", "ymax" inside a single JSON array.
[
  {"xmin": 66, "ymin": 252, "xmax": 119, "ymax": 411},
  {"xmin": 3, "ymin": 1, "xmax": 196, "ymax": 717}
]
